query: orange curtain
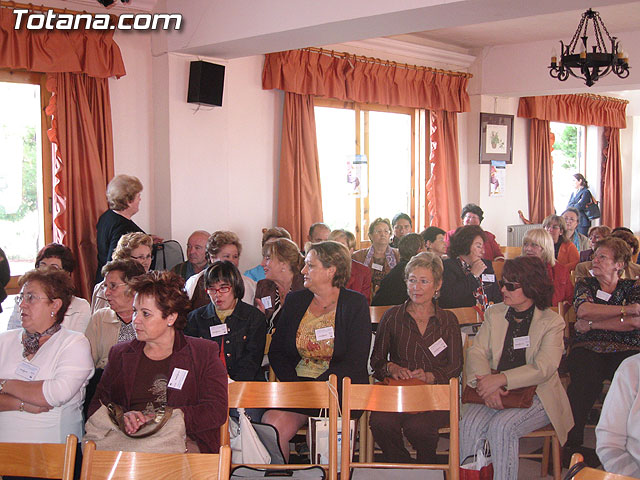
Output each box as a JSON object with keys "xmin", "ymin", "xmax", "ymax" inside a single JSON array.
[
  {"xmin": 426, "ymin": 110, "xmax": 462, "ymax": 231},
  {"xmin": 518, "ymin": 95, "xmax": 626, "ymax": 129},
  {"xmin": 526, "ymin": 119, "xmax": 555, "ymax": 223},
  {"xmin": 277, "ymin": 93, "xmax": 324, "ymax": 248},
  {"xmin": 46, "ymin": 73, "xmax": 115, "ymax": 301},
  {"xmin": 601, "ymin": 127, "xmax": 623, "ymax": 228},
  {"xmin": 0, "ymin": 8, "xmax": 125, "ymax": 78},
  {"xmin": 263, "ymin": 49, "xmax": 470, "ymax": 112}
]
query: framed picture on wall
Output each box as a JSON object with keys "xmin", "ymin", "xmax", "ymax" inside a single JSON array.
[{"xmin": 479, "ymin": 113, "xmax": 513, "ymax": 164}]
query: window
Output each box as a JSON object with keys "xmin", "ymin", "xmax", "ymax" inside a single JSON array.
[
  {"xmin": 0, "ymin": 70, "xmax": 53, "ymax": 306},
  {"xmin": 314, "ymin": 98, "xmax": 424, "ymax": 248},
  {"xmin": 550, "ymin": 122, "xmax": 586, "ymax": 215}
]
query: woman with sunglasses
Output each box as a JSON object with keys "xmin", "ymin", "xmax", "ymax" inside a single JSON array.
[{"xmin": 460, "ymin": 256, "xmax": 573, "ymax": 480}]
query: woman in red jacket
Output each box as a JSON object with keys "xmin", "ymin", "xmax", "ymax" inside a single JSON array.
[{"xmin": 543, "ymin": 214, "xmax": 580, "ymax": 271}]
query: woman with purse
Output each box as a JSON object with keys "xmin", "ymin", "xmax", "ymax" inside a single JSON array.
[
  {"xmin": 567, "ymin": 173, "xmax": 595, "ymax": 236},
  {"xmin": 369, "ymin": 252, "xmax": 463, "ymax": 464},
  {"xmin": 87, "ymin": 270, "xmax": 228, "ymax": 453},
  {"xmin": 460, "ymin": 256, "xmax": 573, "ymax": 480},
  {"xmin": 0, "ymin": 268, "xmax": 94, "ymax": 444}
]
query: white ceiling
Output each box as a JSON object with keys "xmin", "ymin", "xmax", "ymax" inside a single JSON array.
[{"xmin": 396, "ymin": 2, "xmax": 640, "ymax": 51}]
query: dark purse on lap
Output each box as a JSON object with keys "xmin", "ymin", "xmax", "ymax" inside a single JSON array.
[{"xmin": 462, "ymin": 384, "xmax": 536, "ymax": 409}]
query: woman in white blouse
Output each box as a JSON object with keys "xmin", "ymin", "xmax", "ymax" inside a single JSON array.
[
  {"xmin": 7, "ymin": 243, "xmax": 90, "ymax": 333},
  {"xmin": 0, "ymin": 267, "xmax": 94, "ymax": 443}
]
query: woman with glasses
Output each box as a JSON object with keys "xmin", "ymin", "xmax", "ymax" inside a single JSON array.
[
  {"xmin": 352, "ymin": 217, "xmax": 400, "ymax": 295},
  {"xmin": 91, "ymin": 232, "xmax": 154, "ymax": 314},
  {"xmin": 562, "ymin": 207, "xmax": 590, "ymax": 252},
  {"xmin": 0, "ymin": 268, "xmax": 94, "ymax": 444},
  {"xmin": 579, "ymin": 225, "xmax": 612, "ymax": 262},
  {"xmin": 7, "ymin": 243, "xmax": 90, "ymax": 333},
  {"xmin": 542, "ymin": 214, "xmax": 580, "ymax": 270},
  {"xmin": 460, "ymin": 256, "xmax": 573, "ymax": 480},
  {"xmin": 370, "ymin": 252, "xmax": 462, "ymax": 464},
  {"xmin": 185, "ymin": 261, "xmax": 267, "ymax": 382}
]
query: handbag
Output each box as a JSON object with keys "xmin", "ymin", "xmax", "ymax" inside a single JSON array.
[
  {"xmin": 308, "ymin": 410, "xmax": 355, "ymax": 473},
  {"xmin": 462, "ymin": 384, "xmax": 537, "ymax": 409},
  {"xmin": 83, "ymin": 403, "xmax": 187, "ymax": 453},
  {"xmin": 585, "ymin": 199, "xmax": 601, "ymax": 220},
  {"xmin": 229, "ymin": 408, "xmax": 273, "ymax": 464},
  {"xmin": 562, "ymin": 461, "xmax": 587, "ymax": 479},
  {"xmin": 460, "ymin": 440, "xmax": 493, "ymax": 480}
]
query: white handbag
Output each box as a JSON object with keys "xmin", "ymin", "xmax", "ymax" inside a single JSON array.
[{"xmin": 230, "ymin": 408, "xmax": 271, "ymax": 464}]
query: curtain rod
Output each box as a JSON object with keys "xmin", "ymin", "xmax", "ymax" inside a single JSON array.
[
  {"xmin": 575, "ymin": 93, "xmax": 629, "ymax": 105},
  {"xmin": 0, "ymin": 1, "xmax": 116, "ymax": 18},
  {"xmin": 303, "ymin": 47, "xmax": 473, "ymax": 79}
]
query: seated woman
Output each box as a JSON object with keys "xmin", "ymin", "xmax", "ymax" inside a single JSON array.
[
  {"xmin": 444, "ymin": 204, "xmax": 503, "ymax": 261},
  {"xmin": 352, "ymin": 217, "xmax": 400, "ymax": 295},
  {"xmin": 596, "ymin": 352, "xmax": 640, "ymax": 477},
  {"xmin": 542, "ymin": 214, "xmax": 580, "ymax": 270},
  {"xmin": 521, "ymin": 228, "xmax": 573, "ymax": 307},
  {"xmin": 421, "ymin": 226, "xmax": 447, "ymax": 258},
  {"xmin": 0, "ymin": 268, "xmax": 94, "ymax": 444},
  {"xmin": 329, "ymin": 229, "xmax": 371, "ymax": 303},
  {"xmin": 579, "ymin": 225, "xmax": 611, "ymax": 263},
  {"xmin": 439, "ymin": 225, "xmax": 502, "ymax": 311},
  {"xmin": 565, "ymin": 237, "xmax": 640, "ymax": 452},
  {"xmin": 7, "ymin": 243, "xmax": 90, "ymax": 333},
  {"xmin": 370, "ymin": 252, "xmax": 462, "ymax": 463},
  {"xmin": 244, "ymin": 227, "xmax": 292, "ymax": 282},
  {"xmin": 264, "ymin": 241, "xmax": 371, "ymax": 461},
  {"xmin": 185, "ymin": 261, "xmax": 267, "ymax": 382},
  {"xmin": 371, "ymin": 233, "xmax": 425, "ymax": 306},
  {"xmin": 575, "ymin": 229, "xmax": 640, "ymax": 281},
  {"xmin": 562, "ymin": 207, "xmax": 590, "ymax": 252},
  {"xmin": 186, "ymin": 231, "xmax": 256, "ymax": 311},
  {"xmin": 88, "ymin": 271, "xmax": 228, "ymax": 453},
  {"xmin": 254, "ymin": 237, "xmax": 305, "ymax": 332},
  {"xmin": 460, "ymin": 256, "xmax": 573, "ymax": 480},
  {"xmin": 91, "ymin": 232, "xmax": 153, "ymax": 314}
]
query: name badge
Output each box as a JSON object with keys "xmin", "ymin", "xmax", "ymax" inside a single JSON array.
[
  {"xmin": 315, "ymin": 326, "xmax": 335, "ymax": 341},
  {"xmin": 513, "ymin": 336, "xmax": 530, "ymax": 350},
  {"xmin": 428, "ymin": 337, "xmax": 447, "ymax": 357},
  {"xmin": 261, "ymin": 296, "xmax": 273, "ymax": 309},
  {"xmin": 168, "ymin": 368, "xmax": 189, "ymax": 390},
  {"xmin": 596, "ymin": 290, "xmax": 612, "ymax": 302},
  {"xmin": 481, "ymin": 274, "xmax": 495, "ymax": 283},
  {"xmin": 15, "ymin": 361, "xmax": 40, "ymax": 381},
  {"xmin": 210, "ymin": 324, "xmax": 228, "ymax": 337},
  {"xmin": 588, "ymin": 269, "xmax": 595, "ymax": 277},
  {"xmin": 371, "ymin": 263, "xmax": 384, "ymax": 271}
]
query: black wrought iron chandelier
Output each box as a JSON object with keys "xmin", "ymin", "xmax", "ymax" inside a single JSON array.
[{"xmin": 549, "ymin": 8, "xmax": 629, "ymax": 87}]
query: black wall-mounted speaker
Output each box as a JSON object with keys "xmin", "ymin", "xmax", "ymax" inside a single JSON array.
[{"xmin": 187, "ymin": 61, "xmax": 225, "ymax": 107}]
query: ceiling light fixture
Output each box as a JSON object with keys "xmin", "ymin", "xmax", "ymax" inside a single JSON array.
[{"xmin": 549, "ymin": 8, "xmax": 629, "ymax": 87}]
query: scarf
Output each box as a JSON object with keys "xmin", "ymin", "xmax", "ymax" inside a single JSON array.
[
  {"xmin": 363, "ymin": 246, "xmax": 398, "ymax": 270},
  {"xmin": 22, "ymin": 322, "xmax": 61, "ymax": 357}
]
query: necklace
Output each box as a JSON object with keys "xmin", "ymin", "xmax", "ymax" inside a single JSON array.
[{"xmin": 313, "ymin": 296, "xmax": 337, "ymax": 310}]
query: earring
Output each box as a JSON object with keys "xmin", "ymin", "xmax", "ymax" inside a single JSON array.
[
  {"xmin": 50, "ymin": 312, "xmax": 55, "ymax": 317},
  {"xmin": 167, "ymin": 323, "xmax": 173, "ymax": 327}
]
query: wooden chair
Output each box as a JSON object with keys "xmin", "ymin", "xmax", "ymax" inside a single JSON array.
[
  {"xmin": 502, "ymin": 246, "xmax": 522, "ymax": 259},
  {"xmin": 520, "ymin": 424, "xmax": 562, "ymax": 480},
  {"xmin": 0, "ymin": 433, "xmax": 77, "ymax": 480},
  {"xmin": 369, "ymin": 304, "xmax": 395, "ymax": 324},
  {"xmin": 220, "ymin": 375, "xmax": 339, "ymax": 479},
  {"xmin": 341, "ymin": 377, "xmax": 460, "ymax": 480},
  {"xmin": 492, "ymin": 260, "xmax": 505, "ymax": 282},
  {"xmin": 79, "ymin": 442, "xmax": 231, "ymax": 480},
  {"xmin": 445, "ymin": 306, "xmax": 481, "ymax": 326},
  {"xmin": 569, "ymin": 453, "xmax": 637, "ymax": 479}
]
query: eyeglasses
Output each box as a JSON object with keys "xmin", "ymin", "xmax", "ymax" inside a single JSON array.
[
  {"xmin": 373, "ymin": 229, "xmax": 390, "ymax": 236},
  {"xmin": 16, "ymin": 292, "xmax": 50, "ymax": 304},
  {"xmin": 105, "ymin": 282, "xmax": 127, "ymax": 291},
  {"xmin": 131, "ymin": 254, "xmax": 152, "ymax": 261},
  {"xmin": 207, "ymin": 285, "xmax": 232, "ymax": 295},
  {"xmin": 406, "ymin": 277, "xmax": 432, "ymax": 286},
  {"xmin": 545, "ymin": 225, "xmax": 561, "ymax": 231},
  {"xmin": 499, "ymin": 280, "xmax": 522, "ymax": 291}
]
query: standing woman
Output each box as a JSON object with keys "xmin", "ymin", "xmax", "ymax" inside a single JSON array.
[
  {"xmin": 352, "ymin": 218, "xmax": 400, "ymax": 296},
  {"xmin": 567, "ymin": 173, "xmax": 594, "ymax": 236},
  {"xmin": 264, "ymin": 241, "xmax": 371, "ymax": 461}
]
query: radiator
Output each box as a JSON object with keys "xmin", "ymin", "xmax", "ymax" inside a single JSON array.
[{"xmin": 507, "ymin": 224, "xmax": 543, "ymax": 247}]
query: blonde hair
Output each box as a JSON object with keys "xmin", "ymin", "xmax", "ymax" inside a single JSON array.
[
  {"xmin": 107, "ymin": 174, "xmax": 143, "ymax": 211},
  {"xmin": 112, "ymin": 232, "xmax": 153, "ymax": 260},
  {"xmin": 262, "ymin": 238, "xmax": 304, "ymax": 274},
  {"xmin": 405, "ymin": 252, "xmax": 444, "ymax": 285},
  {"xmin": 522, "ymin": 228, "xmax": 556, "ymax": 266},
  {"xmin": 329, "ymin": 229, "xmax": 356, "ymax": 251},
  {"xmin": 207, "ymin": 231, "xmax": 242, "ymax": 259}
]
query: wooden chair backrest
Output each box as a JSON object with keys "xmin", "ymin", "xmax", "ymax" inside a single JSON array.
[
  {"xmin": 370, "ymin": 305, "xmax": 395, "ymax": 324},
  {"xmin": 445, "ymin": 306, "xmax": 480, "ymax": 325},
  {"xmin": 492, "ymin": 260, "xmax": 504, "ymax": 282},
  {"xmin": 341, "ymin": 377, "xmax": 459, "ymax": 480},
  {"xmin": 569, "ymin": 453, "xmax": 637, "ymax": 479},
  {"xmin": 0, "ymin": 433, "xmax": 77, "ymax": 480},
  {"xmin": 502, "ymin": 246, "xmax": 522, "ymax": 259},
  {"xmin": 80, "ymin": 442, "xmax": 231, "ymax": 480},
  {"xmin": 221, "ymin": 375, "xmax": 339, "ymax": 479}
]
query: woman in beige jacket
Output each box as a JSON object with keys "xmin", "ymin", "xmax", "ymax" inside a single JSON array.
[{"xmin": 460, "ymin": 256, "xmax": 573, "ymax": 480}]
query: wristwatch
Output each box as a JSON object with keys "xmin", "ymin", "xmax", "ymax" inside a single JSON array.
[
  {"xmin": 588, "ymin": 320, "xmax": 593, "ymax": 330},
  {"xmin": 0, "ymin": 379, "xmax": 6, "ymax": 394},
  {"xmin": 19, "ymin": 401, "xmax": 25, "ymax": 412}
]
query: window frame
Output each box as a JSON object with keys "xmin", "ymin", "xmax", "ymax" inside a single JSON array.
[
  {"xmin": 313, "ymin": 97, "xmax": 424, "ymax": 249},
  {"xmin": 0, "ymin": 69, "xmax": 53, "ymax": 294}
]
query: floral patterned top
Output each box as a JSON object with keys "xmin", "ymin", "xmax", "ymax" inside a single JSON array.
[
  {"xmin": 573, "ymin": 277, "xmax": 640, "ymax": 353},
  {"xmin": 295, "ymin": 309, "xmax": 336, "ymax": 378}
]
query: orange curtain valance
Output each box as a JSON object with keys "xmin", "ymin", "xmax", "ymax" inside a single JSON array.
[
  {"xmin": 0, "ymin": 8, "xmax": 125, "ymax": 78},
  {"xmin": 263, "ymin": 49, "xmax": 470, "ymax": 113},
  {"xmin": 517, "ymin": 95, "xmax": 626, "ymax": 129}
]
